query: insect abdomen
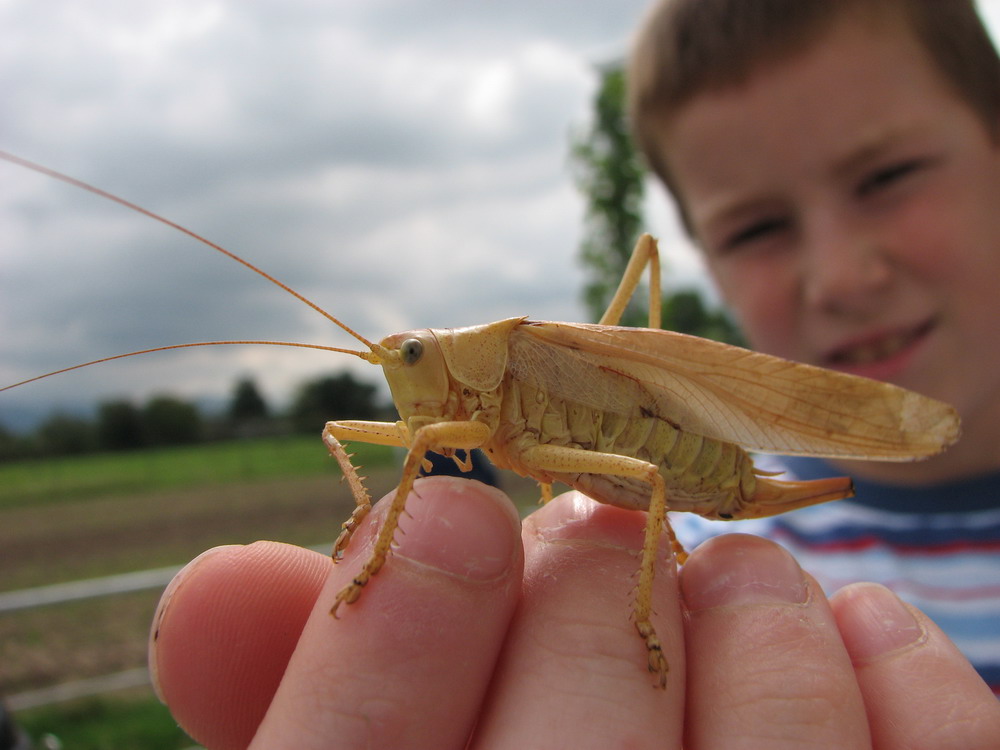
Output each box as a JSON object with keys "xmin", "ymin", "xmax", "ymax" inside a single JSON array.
[{"xmin": 493, "ymin": 378, "xmax": 758, "ymax": 514}]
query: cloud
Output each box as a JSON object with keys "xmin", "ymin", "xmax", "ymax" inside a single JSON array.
[{"xmin": 0, "ymin": 0, "xmax": 661, "ymax": 428}]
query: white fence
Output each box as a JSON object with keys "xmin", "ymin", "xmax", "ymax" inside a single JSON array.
[{"xmin": 3, "ymin": 544, "xmax": 330, "ymax": 711}]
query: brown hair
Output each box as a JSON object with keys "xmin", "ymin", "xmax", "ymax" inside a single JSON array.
[{"xmin": 629, "ymin": 0, "xmax": 1000, "ymax": 196}]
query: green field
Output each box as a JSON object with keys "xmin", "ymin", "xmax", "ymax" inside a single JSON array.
[
  {"xmin": 15, "ymin": 690, "xmax": 194, "ymax": 750},
  {"xmin": 0, "ymin": 437, "xmax": 401, "ymax": 592},
  {"xmin": 0, "ymin": 435, "xmax": 394, "ymax": 510}
]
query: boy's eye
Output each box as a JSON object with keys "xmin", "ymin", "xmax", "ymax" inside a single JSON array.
[
  {"xmin": 723, "ymin": 216, "xmax": 789, "ymax": 252},
  {"xmin": 857, "ymin": 159, "xmax": 922, "ymax": 197}
]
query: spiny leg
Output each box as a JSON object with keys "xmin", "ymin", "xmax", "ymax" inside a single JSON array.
[
  {"xmin": 595, "ymin": 233, "xmax": 678, "ymax": 642},
  {"xmin": 519, "ymin": 443, "xmax": 673, "ymax": 687},
  {"xmin": 634, "ymin": 471, "xmax": 670, "ymax": 688},
  {"xmin": 324, "ymin": 420, "xmax": 409, "ymax": 558},
  {"xmin": 664, "ymin": 514, "xmax": 689, "ymax": 566},
  {"xmin": 323, "ymin": 429, "xmax": 374, "ymax": 559},
  {"xmin": 330, "ymin": 420, "xmax": 491, "ymax": 616},
  {"xmin": 329, "ymin": 436, "xmax": 425, "ymax": 616}
]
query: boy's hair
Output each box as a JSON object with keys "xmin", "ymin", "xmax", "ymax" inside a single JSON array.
[{"xmin": 629, "ymin": 0, "xmax": 1000, "ymax": 199}]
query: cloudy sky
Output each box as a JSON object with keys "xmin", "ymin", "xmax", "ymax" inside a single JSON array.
[{"xmin": 3, "ymin": 1, "xmax": 1000, "ymax": 431}]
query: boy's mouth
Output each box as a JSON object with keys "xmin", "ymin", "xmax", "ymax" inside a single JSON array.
[{"xmin": 824, "ymin": 318, "xmax": 936, "ymax": 371}]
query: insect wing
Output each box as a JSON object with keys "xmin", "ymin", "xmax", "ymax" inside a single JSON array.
[{"xmin": 514, "ymin": 322, "xmax": 959, "ymax": 460}]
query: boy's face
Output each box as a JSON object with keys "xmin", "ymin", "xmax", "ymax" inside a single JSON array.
[{"xmin": 654, "ymin": 15, "xmax": 1000, "ymax": 430}]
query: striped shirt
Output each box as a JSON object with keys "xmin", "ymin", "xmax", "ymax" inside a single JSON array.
[{"xmin": 671, "ymin": 456, "xmax": 1000, "ymax": 695}]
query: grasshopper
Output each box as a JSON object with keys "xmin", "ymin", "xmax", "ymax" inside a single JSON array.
[
  {"xmin": 319, "ymin": 233, "xmax": 959, "ymax": 688},
  {"xmin": 1, "ymin": 151, "xmax": 960, "ymax": 688}
]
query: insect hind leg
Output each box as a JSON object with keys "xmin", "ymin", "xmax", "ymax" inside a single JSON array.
[
  {"xmin": 598, "ymin": 233, "xmax": 662, "ymax": 328},
  {"xmin": 519, "ymin": 443, "xmax": 673, "ymax": 688},
  {"xmin": 634, "ymin": 470, "xmax": 671, "ymax": 687}
]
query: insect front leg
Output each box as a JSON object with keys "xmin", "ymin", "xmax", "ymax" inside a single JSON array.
[
  {"xmin": 323, "ymin": 420, "xmax": 408, "ymax": 558},
  {"xmin": 329, "ymin": 420, "xmax": 492, "ymax": 617},
  {"xmin": 518, "ymin": 444, "xmax": 672, "ymax": 688}
]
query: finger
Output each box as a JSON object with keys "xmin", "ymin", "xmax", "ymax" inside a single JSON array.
[
  {"xmin": 471, "ymin": 492, "xmax": 684, "ymax": 750},
  {"xmin": 250, "ymin": 476, "xmax": 523, "ymax": 750},
  {"xmin": 681, "ymin": 534, "xmax": 870, "ymax": 749},
  {"xmin": 831, "ymin": 582, "xmax": 1000, "ymax": 750},
  {"xmin": 150, "ymin": 541, "xmax": 330, "ymax": 750}
]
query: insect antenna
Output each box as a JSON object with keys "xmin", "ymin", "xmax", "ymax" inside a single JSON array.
[
  {"xmin": 0, "ymin": 340, "xmax": 380, "ymax": 394},
  {"xmin": 0, "ymin": 150, "xmax": 378, "ymax": 353}
]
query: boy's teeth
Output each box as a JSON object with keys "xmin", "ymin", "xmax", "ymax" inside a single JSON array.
[{"xmin": 838, "ymin": 330, "xmax": 915, "ymax": 364}]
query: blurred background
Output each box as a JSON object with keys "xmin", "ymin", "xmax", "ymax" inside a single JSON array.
[
  {"xmin": 2, "ymin": 1, "xmax": 999, "ymax": 747},
  {"xmin": 1, "ymin": 0, "xmax": 704, "ymax": 431}
]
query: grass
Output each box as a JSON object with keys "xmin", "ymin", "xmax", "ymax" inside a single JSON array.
[
  {"xmin": 15, "ymin": 690, "xmax": 193, "ymax": 750},
  {"xmin": 0, "ymin": 436, "xmax": 393, "ymax": 510}
]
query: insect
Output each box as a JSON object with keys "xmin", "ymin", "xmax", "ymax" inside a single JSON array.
[{"xmin": 1, "ymin": 151, "xmax": 961, "ymax": 689}]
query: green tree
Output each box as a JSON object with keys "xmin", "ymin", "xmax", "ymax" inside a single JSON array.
[
  {"xmin": 97, "ymin": 400, "xmax": 144, "ymax": 451},
  {"xmin": 0, "ymin": 422, "xmax": 36, "ymax": 461},
  {"xmin": 229, "ymin": 378, "xmax": 269, "ymax": 422},
  {"xmin": 571, "ymin": 63, "xmax": 745, "ymax": 344},
  {"xmin": 571, "ymin": 64, "xmax": 646, "ymax": 323},
  {"xmin": 290, "ymin": 372, "xmax": 380, "ymax": 434},
  {"xmin": 36, "ymin": 413, "xmax": 96, "ymax": 456},
  {"xmin": 663, "ymin": 290, "xmax": 745, "ymax": 346},
  {"xmin": 142, "ymin": 395, "xmax": 202, "ymax": 446}
]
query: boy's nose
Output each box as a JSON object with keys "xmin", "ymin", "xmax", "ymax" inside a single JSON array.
[{"xmin": 801, "ymin": 220, "xmax": 893, "ymax": 315}]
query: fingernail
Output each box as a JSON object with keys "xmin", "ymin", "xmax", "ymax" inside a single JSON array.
[
  {"xmin": 836, "ymin": 583, "xmax": 925, "ymax": 662},
  {"xmin": 682, "ymin": 534, "xmax": 808, "ymax": 610},
  {"xmin": 148, "ymin": 545, "xmax": 234, "ymax": 702},
  {"xmin": 392, "ymin": 477, "xmax": 519, "ymax": 582}
]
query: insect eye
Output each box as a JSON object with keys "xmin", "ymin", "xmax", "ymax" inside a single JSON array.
[{"xmin": 400, "ymin": 338, "xmax": 423, "ymax": 365}]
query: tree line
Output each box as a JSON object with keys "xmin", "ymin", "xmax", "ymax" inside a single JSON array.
[{"xmin": 0, "ymin": 371, "xmax": 388, "ymax": 462}]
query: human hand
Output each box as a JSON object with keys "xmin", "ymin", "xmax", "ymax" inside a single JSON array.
[{"xmin": 149, "ymin": 476, "xmax": 1000, "ymax": 749}]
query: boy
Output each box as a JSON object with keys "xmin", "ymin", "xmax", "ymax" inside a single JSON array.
[{"xmin": 629, "ymin": 0, "xmax": 1000, "ymax": 693}]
